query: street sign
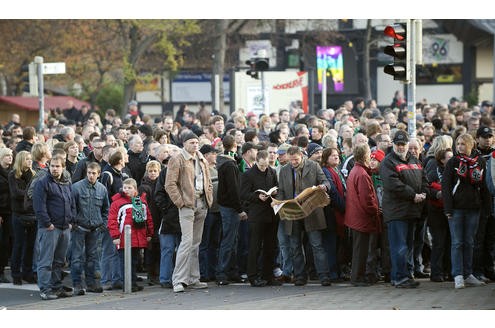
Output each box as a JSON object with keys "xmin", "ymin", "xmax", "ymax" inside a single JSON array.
[{"xmin": 42, "ymin": 62, "xmax": 66, "ymax": 75}]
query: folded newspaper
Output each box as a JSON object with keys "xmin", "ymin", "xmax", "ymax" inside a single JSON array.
[{"xmin": 271, "ymin": 186, "xmax": 330, "ymax": 220}]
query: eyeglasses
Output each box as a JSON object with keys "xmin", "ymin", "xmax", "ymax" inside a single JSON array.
[{"xmin": 268, "ymin": 151, "xmax": 277, "ymax": 154}]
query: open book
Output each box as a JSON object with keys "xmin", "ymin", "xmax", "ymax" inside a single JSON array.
[
  {"xmin": 271, "ymin": 186, "xmax": 330, "ymax": 220},
  {"xmin": 255, "ymin": 186, "xmax": 278, "ymax": 196}
]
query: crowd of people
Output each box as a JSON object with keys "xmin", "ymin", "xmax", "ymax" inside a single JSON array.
[{"xmin": 0, "ymin": 94, "xmax": 494, "ymax": 300}]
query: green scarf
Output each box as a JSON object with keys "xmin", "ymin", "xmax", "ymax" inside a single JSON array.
[{"xmin": 132, "ymin": 196, "xmax": 146, "ymax": 228}]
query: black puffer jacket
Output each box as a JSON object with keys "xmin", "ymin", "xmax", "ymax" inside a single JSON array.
[
  {"xmin": 0, "ymin": 165, "xmax": 12, "ymax": 215},
  {"xmin": 380, "ymin": 150, "xmax": 427, "ymax": 222},
  {"xmin": 8, "ymin": 169, "xmax": 34, "ymax": 215},
  {"xmin": 441, "ymin": 150, "xmax": 490, "ymax": 216},
  {"xmin": 154, "ymin": 167, "xmax": 180, "ymax": 235}
]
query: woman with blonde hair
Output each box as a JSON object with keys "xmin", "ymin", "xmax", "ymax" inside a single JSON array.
[
  {"xmin": 8, "ymin": 150, "xmax": 36, "ymax": 285},
  {"xmin": 31, "ymin": 142, "xmax": 51, "ymax": 172}
]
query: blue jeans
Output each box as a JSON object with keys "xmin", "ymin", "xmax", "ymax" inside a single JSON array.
[
  {"xmin": 10, "ymin": 214, "xmax": 36, "ymax": 279},
  {"xmin": 277, "ymin": 220, "xmax": 293, "ymax": 277},
  {"xmin": 100, "ymin": 229, "xmax": 122, "ymax": 286},
  {"xmin": 199, "ymin": 211, "xmax": 221, "ymax": 280},
  {"xmin": 321, "ymin": 215, "xmax": 339, "ymax": 279},
  {"xmin": 159, "ymin": 234, "xmax": 180, "ymax": 284},
  {"xmin": 387, "ymin": 220, "xmax": 414, "ymax": 284},
  {"xmin": 37, "ymin": 227, "xmax": 70, "ymax": 294},
  {"xmin": 70, "ymin": 227, "xmax": 99, "ymax": 288},
  {"xmin": 448, "ymin": 209, "xmax": 480, "ymax": 277},
  {"xmin": 216, "ymin": 206, "xmax": 240, "ymax": 281},
  {"xmin": 289, "ymin": 220, "xmax": 329, "ymax": 282}
]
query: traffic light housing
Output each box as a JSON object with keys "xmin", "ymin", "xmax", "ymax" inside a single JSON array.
[
  {"xmin": 383, "ymin": 22, "xmax": 410, "ymax": 83},
  {"xmin": 21, "ymin": 62, "xmax": 38, "ymax": 96},
  {"xmin": 246, "ymin": 59, "xmax": 259, "ymax": 79}
]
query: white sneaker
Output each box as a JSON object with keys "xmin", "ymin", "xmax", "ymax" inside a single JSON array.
[
  {"xmin": 273, "ymin": 267, "xmax": 283, "ymax": 278},
  {"xmin": 464, "ymin": 274, "xmax": 485, "ymax": 286},
  {"xmin": 454, "ymin": 275, "xmax": 465, "ymax": 289},
  {"xmin": 173, "ymin": 283, "xmax": 185, "ymax": 293},
  {"xmin": 188, "ymin": 281, "xmax": 208, "ymax": 289}
]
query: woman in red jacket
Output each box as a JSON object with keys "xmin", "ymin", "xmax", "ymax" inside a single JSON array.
[
  {"xmin": 344, "ymin": 143, "xmax": 380, "ymax": 286},
  {"xmin": 108, "ymin": 178, "xmax": 153, "ymax": 292}
]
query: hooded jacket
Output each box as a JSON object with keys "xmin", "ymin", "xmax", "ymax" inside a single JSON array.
[{"xmin": 216, "ymin": 153, "xmax": 243, "ymax": 212}]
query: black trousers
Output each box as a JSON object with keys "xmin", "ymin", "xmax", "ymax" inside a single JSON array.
[{"xmin": 247, "ymin": 220, "xmax": 278, "ymax": 281}]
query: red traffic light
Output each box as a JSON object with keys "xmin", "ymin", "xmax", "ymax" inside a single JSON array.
[{"xmin": 384, "ymin": 24, "xmax": 406, "ymax": 40}]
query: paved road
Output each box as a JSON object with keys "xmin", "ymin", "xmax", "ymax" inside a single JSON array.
[{"xmin": 1, "ymin": 278, "xmax": 494, "ymax": 310}]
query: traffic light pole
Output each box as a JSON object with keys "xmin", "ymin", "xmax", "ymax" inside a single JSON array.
[
  {"xmin": 406, "ymin": 20, "xmax": 416, "ymax": 138},
  {"xmin": 321, "ymin": 69, "xmax": 327, "ymax": 111},
  {"xmin": 261, "ymin": 71, "xmax": 267, "ymax": 116},
  {"xmin": 35, "ymin": 56, "xmax": 44, "ymax": 132}
]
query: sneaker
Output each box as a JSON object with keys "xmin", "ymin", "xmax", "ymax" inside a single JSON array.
[
  {"xmin": 321, "ymin": 278, "xmax": 332, "ymax": 286},
  {"xmin": 414, "ymin": 271, "xmax": 430, "ymax": 279},
  {"xmin": 395, "ymin": 278, "xmax": 420, "ymax": 288},
  {"xmin": 73, "ymin": 286, "xmax": 85, "ymax": 296},
  {"xmin": 217, "ymin": 280, "xmax": 229, "ymax": 286},
  {"xmin": 173, "ymin": 283, "xmax": 185, "ymax": 293},
  {"xmin": 111, "ymin": 282, "xmax": 123, "ymax": 290},
  {"xmin": 40, "ymin": 292, "xmax": 58, "ymax": 300},
  {"xmin": 131, "ymin": 285, "xmax": 144, "ymax": 292},
  {"xmin": 294, "ymin": 279, "xmax": 307, "ymax": 286},
  {"xmin": 102, "ymin": 283, "xmax": 113, "ymax": 291},
  {"xmin": 273, "ymin": 267, "xmax": 283, "ymax": 278},
  {"xmin": 464, "ymin": 274, "xmax": 485, "ymax": 286},
  {"xmin": 240, "ymin": 274, "xmax": 249, "ymax": 283},
  {"xmin": 188, "ymin": 281, "xmax": 208, "ymax": 289},
  {"xmin": 0, "ymin": 274, "xmax": 11, "ymax": 283},
  {"xmin": 55, "ymin": 289, "xmax": 73, "ymax": 298},
  {"xmin": 454, "ymin": 275, "xmax": 465, "ymax": 289},
  {"xmin": 475, "ymin": 274, "xmax": 490, "ymax": 283}
]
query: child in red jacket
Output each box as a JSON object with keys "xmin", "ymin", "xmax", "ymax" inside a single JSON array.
[{"xmin": 108, "ymin": 178, "xmax": 153, "ymax": 292}]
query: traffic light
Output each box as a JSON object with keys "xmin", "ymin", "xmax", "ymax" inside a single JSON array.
[
  {"xmin": 383, "ymin": 22, "xmax": 410, "ymax": 82},
  {"xmin": 21, "ymin": 62, "xmax": 38, "ymax": 96},
  {"xmin": 246, "ymin": 59, "xmax": 259, "ymax": 79},
  {"xmin": 254, "ymin": 57, "xmax": 269, "ymax": 71}
]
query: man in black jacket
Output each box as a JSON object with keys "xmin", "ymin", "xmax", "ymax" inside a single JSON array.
[
  {"xmin": 240, "ymin": 150, "xmax": 280, "ymax": 287},
  {"xmin": 215, "ymin": 135, "xmax": 247, "ymax": 285},
  {"xmin": 380, "ymin": 130, "xmax": 428, "ymax": 289}
]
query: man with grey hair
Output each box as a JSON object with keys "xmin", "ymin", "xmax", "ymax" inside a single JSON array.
[
  {"xmin": 127, "ymin": 134, "xmax": 148, "ymax": 186},
  {"xmin": 380, "ymin": 130, "xmax": 428, "ymax": 288}
]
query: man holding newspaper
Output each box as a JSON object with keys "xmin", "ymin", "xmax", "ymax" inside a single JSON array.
[{"xmin": 274, "ymin": 146, "xmax": 332, "ymax": 286}]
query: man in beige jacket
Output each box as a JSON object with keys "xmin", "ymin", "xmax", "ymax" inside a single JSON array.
[{"xmin": 165, "ymin": 132, "xmax": 213, "ymax": 293}]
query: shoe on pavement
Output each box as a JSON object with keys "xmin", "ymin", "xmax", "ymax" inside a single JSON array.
[
  {"xmin": 86, "ymin": 286, "xmax": 103, "ymax": 293},
  {"xmin": 13, "ymin": 277, "xmax": 22, "ymax": 285},
  {"xmin": 395, "ymin": 278, "xmax": 420, "ymax": 288},
  {"xmin": 131, "ymin": 285, "xmax": 144, "ymax": 292},
  {"xmin": 74, "ymin": 286, "xmax": 85, "ymax": 296},
  {"xmin": 464, "ymin": 274, "xmax": 485, "ymax": 286},
  {"xmin": 414, "ymin": 271, "xmax": 430, "ymax": 279},
  {"xmin": 454, "ymin": 275, "xmax": 465, "ymax": 289},
  {"xmin": 0, "ymin": 274, "xmax": 11, "ymax": 283},
  {"xmin": 294, "ymin": 279, "xmax": 307, "ymax": 286},
  {"xmin": 321, "ymin": 278, "xmax": 332, "ymax": 286},
  {"xmin": 160, "ymin": 282, "xmax": 172, "ymax": 288},
  {"xmin": 217, "ymin": 280, "xmax": 229, "ymax": 286},
  {"xmin": 273, "ymin": 267, "xmax": 283, "ymax": 278},
  {"xmin": 40, "ymin": 292, "xmax": 58, "ymax": 300},
  {"xmin": 430, "ymin": 275, "xmax": 444, "ymax": 282},
  {"xmin": 249, "ymin": 279, "xmax": 267, "ymax": 287},
  {"xmin": 173, "ymin": 283, "xmax": 185, "ymax": 293},
  {"xmin": 188, "ymin": 281, "xmax": 208, "ymax": 289},
  {"xmin": 475, "ymin": 274, "xmax": 490, "ymax": 283},
  {"xmin": 111, "ymin": 282, "xmax": 123, "ymax": 290},
  {"xmin": 55, "ymin": 289, "xmax": 73, "ymax": 298}
]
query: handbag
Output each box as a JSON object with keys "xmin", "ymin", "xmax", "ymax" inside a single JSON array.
[{"xmin": 17, "ymin": 214, "xmax": 36, "ymax": 227}]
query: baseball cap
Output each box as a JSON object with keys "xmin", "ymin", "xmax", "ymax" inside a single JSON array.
[
  {"xmin": 241, "ymin": 142, "xmax": 263, "ymax": 155},
  {"xmin": 393, "ymin": 130, "xmax": 409, "ymax": 145},
  {"xmin": 476, "ymin": 126, "xmax": 493, "ymax": 138},
  {"xmin": 277, "ymin": 143, "xmax": 291, "ymax": 155},
  {"xmin": 371, "ymin": 149, "xmax": 385, "ymax": 162}
]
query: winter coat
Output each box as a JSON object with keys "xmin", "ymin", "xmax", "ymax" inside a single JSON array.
[
  {"xmin": 0, "ymin": 165, "xmax": 12, "ymax": 215},
  {"xmin": 139, "ymin": 176, "xmax": 160, "ymax": 238},
  {"xmin": 7, "ymin": 169, "xmax": 32, "ymax": 215},
  {"xmin": 442, "ymin": 150, "xmax": 490, "ymax": 216},
  {"xmin": 71, "ymin": 152, "xmax": 105, "ymax": 183},
  {"xmin": 380, "ymin": 150, "xmax": 427, "ymax": 222},
  {"xmin": 127, "ymin": 150, "xmax": 148, "ymax": 187},
  {"xmin": 240, "ymin": 164, "xmax": 278, "ymax": 223},
  {"xmin": 165, "ymin": 148, "xmax": 213, "ymax": 209},
  {"xmin": 33, "ymin": 172, "xmax": 75, "ymax": 229},
  {"xmin": 344, "ymin": 163, "xmax": 380, "ymax": 233},
  {"xmin": 216, "ymin": 153, "xmax": 243, "ymax": 212},
  {"xmin": 277, "ymin": 158, "xmax": 330, "ymax": 234},
  {"xmin": 100, "ymin": 164, "xmax": 129, "ymax": 200},
  {"xmin": 154, "ymin": 167, "xmax": 180, "ymax": 235},
  {"xmin": 107, "ymin": 192, "xmax": 154, "ymax": 249}
]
